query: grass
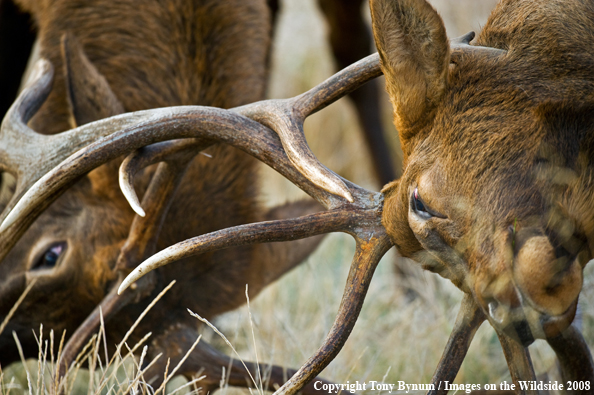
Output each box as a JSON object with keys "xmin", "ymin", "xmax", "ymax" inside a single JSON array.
[
  {"xmin": 2, "ymin": 0, "xmax": 593, "ymax": 394},
  {"xmin": 5, "ymin": 235, "xmax": 593, "ymax": 395}
]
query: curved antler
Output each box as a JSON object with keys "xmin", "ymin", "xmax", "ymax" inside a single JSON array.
[
  {"xmin": 0, "ymin": 56, "xmax": 383, "ymax": 264},
  {"xmin": 428, "ymin": 294, "xmax": 486, "ymax": 395},
  {"xmin": 274, "ymin": 233, "xmax": 392, "ymax": 395},
  {"xmin": 235, "ymin": 53, "xmax": 382, "ymax": 205},
  {"xmin": 1, "ymin": 36, "xmax": 517, "ymax": 395},
  {"xmin": 0, "ymin": 60, "xmax": 169, "ymax": 225},
  {"xmin": 118, "ymin": 205, "xmax": 383, "ymax": 293},
  {"xmin": 118, "ymin": 138, "xmax": 210, "ymax": 217}
]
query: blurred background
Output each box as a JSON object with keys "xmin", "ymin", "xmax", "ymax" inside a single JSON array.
[{"xmin": 4, "ymin": 0, "xmax": 594, "ymax": 394}]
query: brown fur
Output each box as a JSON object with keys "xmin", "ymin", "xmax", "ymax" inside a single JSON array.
[
  {"xmin": 370, "ymin": 0, "xmax": 450, "ymax": 145},
  {"xmin": 0, "ymin": 0, "xmax": 324, "ymax": 382},
  {"xmin": 373, "ymin": 0, "xmax": 594, "ymax": 343}
]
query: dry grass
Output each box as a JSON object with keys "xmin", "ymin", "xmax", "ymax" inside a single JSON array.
[{"xmin": 2, "ymin": 1, "xmax": 593, "ymax": 395}]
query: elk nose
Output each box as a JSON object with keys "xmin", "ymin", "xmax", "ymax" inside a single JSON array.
[{"xmin": 512, "ymin": 231, "xmax": 582, "ymax": 317}]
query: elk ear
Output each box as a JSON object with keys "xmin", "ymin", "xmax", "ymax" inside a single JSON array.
[
  {"xmin": 61, "ymin": 33, "xmax": 126, "ymax": 200},
  {"xmin": 370, "ymin": 0, "xmax": 449, "ymax": 145},
  {"xmin": 61, "ymin": 32, "xmax": 124, "ymax": 127}
]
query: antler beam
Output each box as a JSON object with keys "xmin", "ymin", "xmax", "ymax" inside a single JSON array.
[
  {"xmin": 5, "ymin": 34, "xmax": 585, "ymax": 395},
  {"xmin": 428, "ymin": 294, "xmax": 486, "ymax": 395}
]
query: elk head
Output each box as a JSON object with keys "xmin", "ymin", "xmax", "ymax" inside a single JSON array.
[
  {"xmin": 0, "ymin": 34, "xmax": 135, "ymax": 362},
  {"xmin": 0, "ymin": 0, "xmax": 345, "ymax": 384},
  {"xmin": 372, "ymin": 0, "xmax": 593, "ymax": 345},
  {"xmin": 1, "ymin": 0, "xmax": 280, "ymax": 365}
]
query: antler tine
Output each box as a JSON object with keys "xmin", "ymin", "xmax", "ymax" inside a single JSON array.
[
  {"xmin": 273, "ymin": 233, "xmax": 392, "ymax": 395},
  {"xmin": 428, "ymin": 294, "xmax": 486, "ymax": 395},
  {"xmin": 2, "ymin": 59, "xmax": 53, "ymax": 143},
  {"xmin": 450, "ymin": 31, "xmax": 507, "ymax": 58},
  {"xmin": 235, "ymin": 53, "xmax": 382, "ymax": 204},
  {"xmin": 294, "ymin": 53, "xmax": 383, "ymax": 116},
  {"xmin": 0, "ymin": 59, "xmax": 54, "ymax": 220},
  {"xmin": 119, "ymin": 138, "xmax": 211, "ymax": 217},
  {"xmin": 0, "ymin": 106, "xmax": 357, "ymax": 263},
  {"xmin": 548, "ymin": 325, "xmax": 594, "ymax": 385},
  {"xmin": 118, "ymin": 207, "xmax": 377, "ymax": 294},
  {"xmin": 117, "ymin": 148, "xmax": 200, "ymax": 273},
  {"xmin": 497, "ymin": 332, "xmax": 538, "ymax": 394}
]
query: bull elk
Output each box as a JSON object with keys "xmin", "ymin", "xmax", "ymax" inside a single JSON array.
[
  {"xmin": 0, "ymin": 0, "xmax": 360, "ymax": 392},
  {"xmin": 2, "ymin": 0, "xmax": 594, "ymax": 394}
]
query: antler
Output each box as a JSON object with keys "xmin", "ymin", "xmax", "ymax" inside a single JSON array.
[
  {"xmin": 428, "ymin": 295, "xmax": 486, "ymax": 395},
  {"xmin": 450, "ymin": 31, "xmax": 506, "ymax": 58},
  {"xmin": 0, "ymin": 52, "xmax": 393, "ymax": 395},
  {"xmin": 55, "ymin": 144, "xmax": 202, "ymax": 388},
  {"xmin": 0, "ymin": 56, "xmax": 383, "ymax": 265},
  {"xmin": 6, "ymin": 36, "xmax": 583, "ymax": 395}
]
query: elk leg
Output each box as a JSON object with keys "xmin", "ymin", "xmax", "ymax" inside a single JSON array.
[
  {"xmin": 145, "ymin": 324, "xmax": 337, "ymax": 395},
  {"xmin": 547, "ymin": 325, "xmax": 594, "ymax": 394},
  {"xmin": 428, "ymin": 294, "xmax": 486, "ymax": 395},
  {"xmin": 497, "ymin": 332, "xmax": 538, "ymax": 395},
  {"xmin": 317, "ymin": 0, "xmax": 397, "ymax": 186}
]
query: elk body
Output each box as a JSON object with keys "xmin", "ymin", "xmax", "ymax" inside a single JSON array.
[{"xmin": 0, "ymin": 0, "xmax": 329, "ymax": 390}]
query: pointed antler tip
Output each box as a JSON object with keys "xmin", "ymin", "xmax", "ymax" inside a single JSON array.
[
  {"xmin": 116, "ymin": 283, "xmax": 127, "ymax": 295},
  {"xmin": 321, "ymin": 177, "xmax": 353, "ymax": 203},
  {"xmin": 133, "ymin": 205, "xmax": 146, "ymax": 217},
  {"xmin": 117, "ymin": 276, "xmax": 134, "ymax": 295},
  {"xmin": 119, "ymin": 167, "xmax": 146, "ymax": 217},
  {"xmin": 27, "ymin": 58, "xmax": 53, "ymax": 87}
]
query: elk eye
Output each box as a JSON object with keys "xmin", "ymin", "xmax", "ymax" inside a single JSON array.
[
  {"xmin": 412, "ymin": 188, "xmax": 432, "ymax": 219},
  {"xmin": 33, "ymin": 242, "xmax": 67, "ymax": 270}
]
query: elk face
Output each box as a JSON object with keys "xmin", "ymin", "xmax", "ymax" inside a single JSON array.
[
  {"xmin": 372, "ymin": 0, "xmax": 593, "ymax": 345},
  {"xmin": 0, "ymin": 35, "xmax": 131, "ymax": 363},
  {"xmin": 0, "ymin": 178, "xmax": 129, "ymax": 354}
]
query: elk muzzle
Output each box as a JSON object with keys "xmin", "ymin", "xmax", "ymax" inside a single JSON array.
[{"xmin": 475, "ymin": 225, "xmax": 587, "ymax": 345}]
